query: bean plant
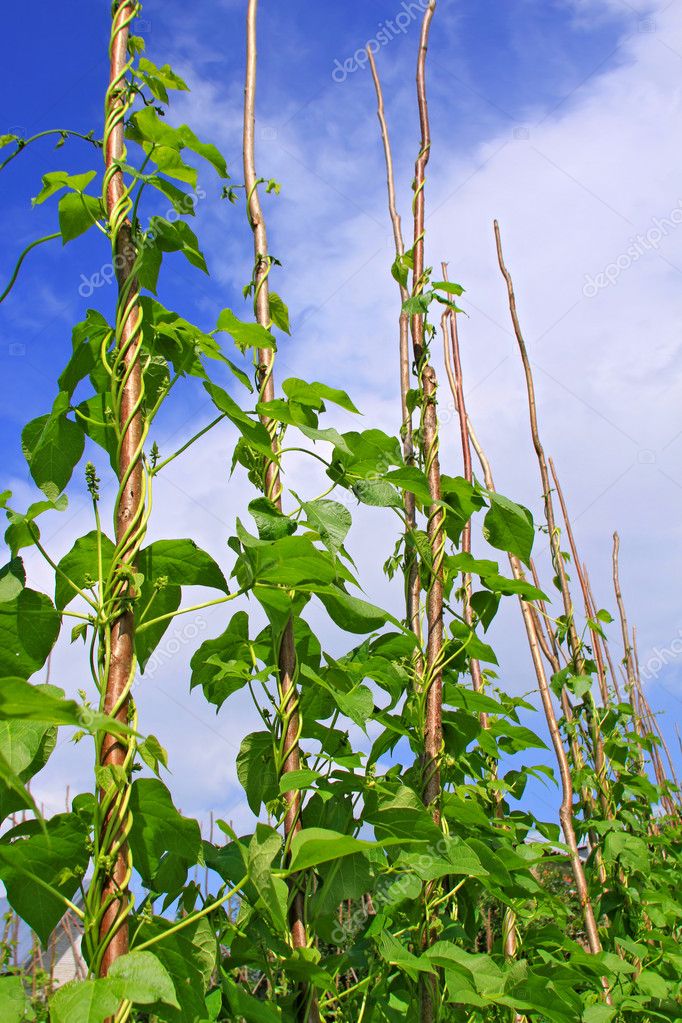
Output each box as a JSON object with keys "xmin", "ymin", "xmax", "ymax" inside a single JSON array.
[{"xmin": 0, "ymin": 2, "xmax": 680, "ymax": 1023}]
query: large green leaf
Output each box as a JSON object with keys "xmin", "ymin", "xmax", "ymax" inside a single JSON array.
[
  {"xmin": 281, "ymin": 378, "xmax": 360, "ymax": 414},
  {"xmin": 49, "ymin": 980, "xmax": 120, "ymax": 1023},
  {"xmin": 0, "ymin": 691, "xmax": 57, "ymax": 819},
  {"xmin": 315, "ymin": 586, "xmax": 388, "ymax": 634},
  {"xmin": 236, "ymin": 731, "xmax": 278, "ymax": 815},
  {"xmin": 286, "ymin": 828, "xmax": 374, "ymax": 873},
  {"xmin": 0, "ymin": 589, "xmax": 60, "ymax": 679},
  {"xmin": 108, "ymin": 950, "xmax": 179, "ymax": 1007},
  {"xmin": 21, "ymin": 403, "xmax": 84, "ymax": 501},
  {"xmin": 58, "ymin": 191, "xmax": 103, "ymax": 243},
  {"xmin": 217, "ymin": 308, "xmax": 276, "ymax": 352},
  {"xmin": 189, "ymin": 611, "xmax": 253, "ymax": 709},
  {"xmin": 0, "ymin": 677, "xmax": 131, "ymax": 735},
  {"xmin": 134, "ymin": 916, "xmax": 217, "ymax": 1023},
  {"xmin": 483, "ymin": 492, "xmax": 535, "ymax": 566},
  {"xmin": 55, "ymin": 530, "xmax": 115, "ymax": 610},
  {"xmin": 135, "ymin": 538, "xmax": 227, "ymax": 672},
  {"xmin": 301, "ymin": 499, "xmax": 351, "ymax": 556},
  {"xmin": 58, "ymin": 310, "xmax": 111, "ymax": 399},
  {"xmin": 248, "ymin": 824, "xmax": 288, "ymax": 933},
  {"xmin": 0, "ymin": 976, "xmax": 31, "ymax": 1023},
  {"xmin": 0, "ymin": 812, "xmax": 89, "ymax": 944},
  {"xmin": 128, "ymin": 779, "xmax": 202, "ymax": 888},
  {"xmin": 137, "ymin": 538, "xmax": 229, "ymax": 593}
]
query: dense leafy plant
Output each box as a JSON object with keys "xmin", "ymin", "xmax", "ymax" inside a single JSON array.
[{"xmin": 0, "ymin": 2, "xmax": 680, "ymax": 1023}]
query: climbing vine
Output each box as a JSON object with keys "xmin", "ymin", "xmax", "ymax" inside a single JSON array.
[{"xmin": 0, "ymin": 3, "xmax": 679, "ymax": 1023}]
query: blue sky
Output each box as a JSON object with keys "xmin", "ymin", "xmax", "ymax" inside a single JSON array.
[{"xmin": 2, "ymin": 0, "xmax": 682, "ymax": 826}]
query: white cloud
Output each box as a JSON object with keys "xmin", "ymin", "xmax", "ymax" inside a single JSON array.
[{"xmin": 27, "ymin": 0, "xmax": 682, "ymax": 822}]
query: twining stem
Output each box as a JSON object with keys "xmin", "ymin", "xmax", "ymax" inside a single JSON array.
[
  {"xmin": 0, "ymin": 129, "xmax": 101, "ymax": 173},
  {"xmin": 92, "ymin": 0, "xmax": 146, "ymax": 990},
  {"xmin": 409, "ymin": 7, "xmax": 444, "ymax": 1021},
  {"xmin": 367, "ymin": 47, "xmax": 422, "ymax": 658},
  {"xmin": 440, "ymin": 265, "xmax": 485, "ymax": 708},
  {"xmin": 243, "ymin": 4, "xmax": 313, "ymax": 1020},
  {"xmin": 548, "ymin": 458, "xmax": 613, "ymax": 824},
  {"xmin": 0, "ymin": 233, "xmax": 61, "ymax": 305},
  {"xmin": 411, "ymin": 0, "xmax": 444, "ymax": 823},
  {"xmin": 548, "ymin": 459, "xmax": 610, "ymax": 703}
]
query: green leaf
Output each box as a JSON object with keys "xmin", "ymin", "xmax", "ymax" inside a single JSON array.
[
  {"xmin": 134, "ymin": 538, "xmax": 228, "ymax": 672},
  {"xmin": 0, "ymin": 677, "xmax": 132, "ymax": 735},
  {"xmin": 49, "ymin": 980, "xmax": 120, "ymax": 1023},
  {"xmin": 138, "ymin": 734, "xmax": 169, "ymax": 777},
  {"xmin": 177, "ymin": 124, "xmax": 229, "ymax": 178},
  {"xmin": 74, "ymin": 393, "xmax": 117, "ymax": 472},
  {"xmin": 22, "ymin": 405, "xmax": 85, "ymax": 500},
  {"xmin": 268, "ymin": 292, "xmax": 291, "ymax": 334},
  {"xmin": 376, "ymin": 931, "xmax": 433, "ymax": 981},
  {"xmin": 55, "ymin": 530, "xmax": 115, "ymax": 610},
  {"xmin": 249, "ymin": 497, "xmax": 296, "ymax": 540},
  {"xmin": 128, "ymin": 779, "xmax": 201, "ymax": 888},
  {"xmin": 433, "ymin": 280, "xmax": 465, "ymax": 296},
  {"xmin": 352, "ymin": 478, "xmax": 403, "ymax": 508},
  {"xmin": 58, "ymin": 191, "xmax": 102, "ymax": 243},
  {"xmin": 135, "ymin": 583, "xmax": 181, "ymax": 674},
  {"xmin": 316, "ymin": 587, "xmax": 388, "ymax": 634},
  {"xmin": 248, "ymin": 824, "xmax": 288, "ymax": 933},
  {"xmin": 603, "ymin": 831, "xmax": 648, "ymax": 873},
  {"xmin": 216, "ymin": 309, "xmax": 276, "ymax": 352},
  {"xmin": 287, "ymin": 828, "xmax": 374, "ymax": 873},
  {"xmin": 204, "ymin": 381, "xmax": 274, "ymax": 460},
  {"xmin": 236, "ymin": 731, "xmax": 278, "ymax": 814},
  {"xmin": 32, "ymin": 170, "xmax": 97, "ymax": 206},
  {"xmin": 223, "ymin": 977, "xmax": 282, "ymax": 1022},
  {"xmin": 483, "ymin": 492, "xmax": 535, "ymax": 566},
  {"xmin": 189, "ymin": 611, "xmax": 253, "ymax": 710},
  {"xmin": 482, "ymin": 572, "xmax": 546, "ymax": 601},
  {"xmin": 282, "ymin": 378, "xmax": 360, "ymax": 414},
  {"xmin": 0, "ymin": 976, "xmax": 32, "ymax": 1023},
  {"xmin": 108, "ymin": 950, "xmax": 180, "ymax": 1007},
  {"xmin": 278, "ymin": 768, "xmax": 321, "ymax": 793},
  {"xmin": 149, "ymin": 216, "xmax": 208, "ymax": 274},
  {"xmin": 0, "ymin": 812, "xmax": 89, "ymax": 944},
  {"xmin": 0, "ymin": 558, "xmax": 26, "ymax": 602},
  {"xmin": 137, "ymin": 538, "xmax": 229, "ymax": 594},
  {"xmin": 301, "ymin": 499, "xmax": 351, "ymax": 556},
  {"xmin": 0, "ymin": 589, "xmax": 60, "ymax": 679},
  {"xmin": 59, "ymin": 310, "xmax": 111, "ymax": 399},
  {"xmin": 385, "ymin": 467, "xmax": 433, "ymax": 505},
  {"xmin": 134, "ymin": 916, "xmax": 216, "ymax": 1022},
  {"xmin": 0, "ymin": 694, "xmax": 57, "ymax": 819}
]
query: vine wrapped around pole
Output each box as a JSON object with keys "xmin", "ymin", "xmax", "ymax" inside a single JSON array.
[
  {"xmin": 243, "ymin": 4, "xmax": 314, "ymax": 1020},
  {"xmin": 87, "ymin": 0, "xmax": 148, "ymax": 987}
]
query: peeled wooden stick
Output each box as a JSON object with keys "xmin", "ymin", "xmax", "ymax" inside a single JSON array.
[
  {"xmin": 440, "ymin": 269, "xmax": 485, "ymax": 704},
  {"xmin": 491, "ymin": 223, "xmax": 608, "ymax": 986},
  {"xmin": 244, "ymin": 7, "xmax": 315, "ymax": 1020},
  {"xmin": 367, "ymin": 48, "xmax": 422, "ymax": 655}
]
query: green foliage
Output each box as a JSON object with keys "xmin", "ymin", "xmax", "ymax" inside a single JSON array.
[{"xmin": 0, "ymin": 8, "xmax": 678, "ymax": 1023}]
